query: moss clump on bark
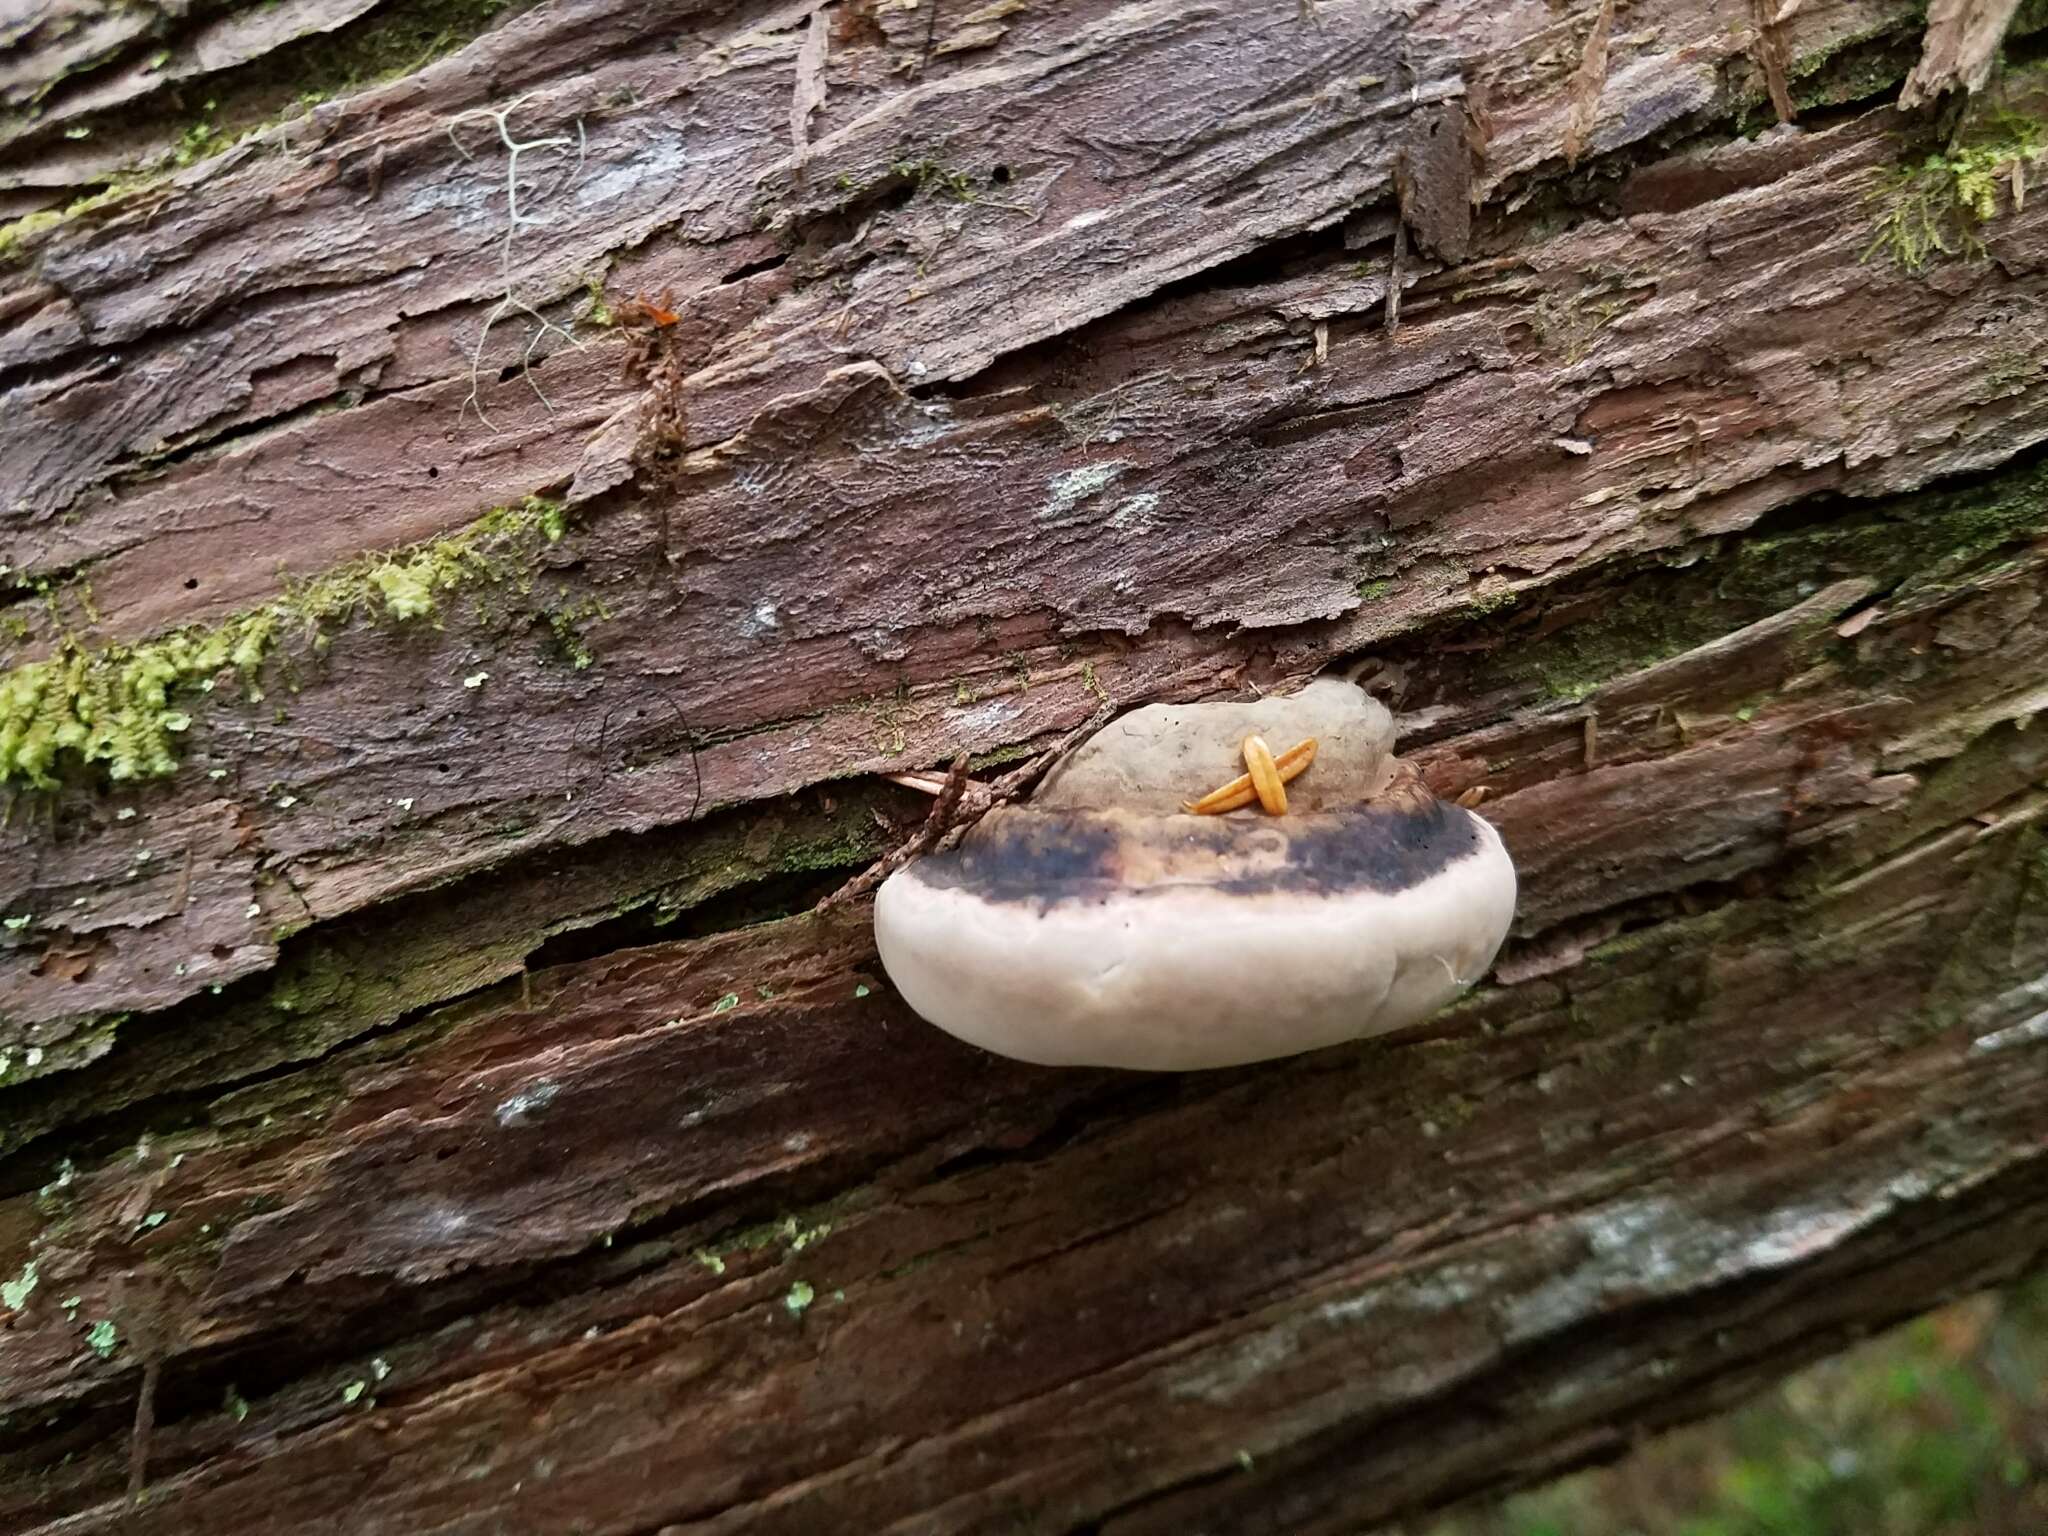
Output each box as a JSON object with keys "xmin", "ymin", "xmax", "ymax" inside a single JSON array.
[
  {"xmin": 1864, "ymin": 96, "xmax": 2046, "ymax": 272},
  {"xmin": 0, "ymin": 496, "xmax": 567, "ymax": 790},
  {"xmin": 1491, "ymin": 458, "xmax": 2048, "ymax": 705}
]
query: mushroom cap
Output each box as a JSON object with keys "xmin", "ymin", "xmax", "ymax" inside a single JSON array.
[{"xmin": 873, "ymin": 787, "xmax": 1516, "ymax": 1070}]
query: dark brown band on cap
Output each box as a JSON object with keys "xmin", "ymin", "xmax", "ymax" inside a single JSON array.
[{"xmin": 907, "ymin": 796, "xmax": 1489, "ymax": 908}]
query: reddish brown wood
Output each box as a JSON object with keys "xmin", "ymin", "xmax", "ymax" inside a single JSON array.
[{"xmin": 3, "ymin": 0, "xmax": 2047, "ymax": 1531}]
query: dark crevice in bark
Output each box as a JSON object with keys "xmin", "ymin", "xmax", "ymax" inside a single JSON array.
[
  {"xmin": 519, "ymin": 865, "xmax": 848, "ymax": 971},
  {"xmin": 718, "ymin": 251, "xmax": 789, "ymax": 287},
  {"xmin": 0, "ymin": 855, "xmax": 869, "ymax": 1191}
]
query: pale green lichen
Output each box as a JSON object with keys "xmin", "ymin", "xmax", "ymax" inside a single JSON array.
[
  {"xmin": 0, "ymin": 495, "xmax": 567, "ymax": 790},
  {"xmin": 85, "ymin": 1319, "xmax": 118, "ymax": 1358},
  {"xmin": 784, "ymin": 1280, "xmax": 815, "ymax": 1314},
  {"xmin": 1, "ymin": 1260, "xmax": 36, "ymax": 1311},
  {"xmin": 1468, "ymin": 587, "xmax": 1519, "ymax": 617}
]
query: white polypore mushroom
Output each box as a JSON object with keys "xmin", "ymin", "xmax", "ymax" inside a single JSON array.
[{"xmin": 872, "ymin": 678, "xmax": 1517, "ymax": 1070}]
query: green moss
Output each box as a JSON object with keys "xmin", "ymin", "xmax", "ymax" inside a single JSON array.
[
  {"xmin": 1782, "ymin": 14, "xmax": 1925, "ymax": 114},
  {"xmin": 0, "ymin": 172, "xmax": 176, "ymax": 262},
  {"xmin": 300, "ymin": 0, "xmax": 527, "ymax": 86},
  {"xmin": 966, "ymin": 740, "xmax": 1036, "ymax": 773},
  {"xmin": 581, "ymin": 274, "xmax": 614, "ymax": 328},
  {"xmin": 890, "ymin": 158, "xmax": 979, "ymax": 202},
  {"xmin": 703, "ymin": 1203, "xmax": 846, "ymax": 1265},
  {"xmin": 0, "ymin": 208, "xmax": 66, "ymax": 262},
  {"xmin": 1356, "ymin": 579, "xmax": 1393, "ymax": 601},
  {"xmin": 0, "ymin": 495, "xmax": 567, "ymax": 790},
  {"xmin": 541, "ymin": 597, "xmax": 608, "ymax": 670},
  {"xmin": 0, "ymin": 613, "xmax": 273, "ymax": 788},
  {"xmin": 1468, "ymin": 587, "xmax": 1519, "ymax": 617},
  {"xmin": 1723, "ymin": 461, "xmax": 2048, "ymax": 609},
  {"xmin": 1516, "ymin": 588, "xmax": 1709, "ymax": 703},
  {"xmin": 1864, "ymin": 100, "xmax": 2046, "ymax": 273}
]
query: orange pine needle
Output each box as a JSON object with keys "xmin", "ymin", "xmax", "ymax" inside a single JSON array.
[{"xmin": 1182, "ymin": 737, "xmax": 1317, "ymax": 815}]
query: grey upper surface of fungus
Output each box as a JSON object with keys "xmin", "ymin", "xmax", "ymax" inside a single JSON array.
[
  {"xmin": 874, "ymin": 677, "xmax": 1517, "ymax": 1071},
  {"xmin": 1033, "ymin": 676, "xmax": 1397, "ymax": 813}
]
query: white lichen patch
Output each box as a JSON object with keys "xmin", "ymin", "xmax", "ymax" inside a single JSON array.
[
  {"xmin": 1503, "ymin": 1171, "xmax": 1962, "ymax": 1347},
  {"xmin": 1108, "ymin": 492, "xmax": 1160, "ymax": 532},
  {"xmin": 1167, "ymin": 1260, "xmax": 1504, "ymax": 1405},
  {"xmin": 1041, "ymin": 460, "xmax": 1130, "ymax": 523},
  {"xmin": 494, "ymin": 1081, "xmax": 560, "ymax": 1127},
  {"xmin": 947, "ymin": 697, "xmax": 1021, "ymax": 736}
]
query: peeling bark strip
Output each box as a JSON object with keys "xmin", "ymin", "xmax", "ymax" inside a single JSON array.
[
  {"xmin": 1751, "ymin": 0, "xmax": 1801, "ymax": 124},
  {"xmin": 788, "ymin": 5, "xmax": 829, "ymax": 178},
  {"xmin": 1564, "ymin": 0, "xmax": 1616, "ymax": 167},
  {"xmin": 1900, "ymin": 0, "xmax": 2027, "ymax": 106},
  {"xmin": 2, "ymin": 0, "xmax": 2048, "ymax": 1529}
]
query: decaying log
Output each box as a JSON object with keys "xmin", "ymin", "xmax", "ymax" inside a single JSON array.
[{"xmin": 2, "ymin": 0, "xmax": 2047, "ymax": 1529}]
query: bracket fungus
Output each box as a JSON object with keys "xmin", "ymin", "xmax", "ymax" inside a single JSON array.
[{"xmin": 872, "ymin": 678, "xmax": 1517, "ymax": 1070}]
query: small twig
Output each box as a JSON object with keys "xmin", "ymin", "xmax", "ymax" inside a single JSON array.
[
  {"xmin": 1386, "ymin": 153, "xmax": 1409, "ymax": 335},
  {"xmin": 820, "ymin": 754, "xmax": 972, "ymax": 909},
  {"xmin": 819, "ymin": 699, "xmax": 1118, "ymax": 907},
  {"xmin": 128, "ymin": 1356, "xmax": 161, "ymax": 1505},
  {"xmin": 950, "ymin": 697, "xmax": 1117, "ymax": 846}
]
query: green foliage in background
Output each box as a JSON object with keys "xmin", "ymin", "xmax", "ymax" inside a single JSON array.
[{"xmin": 1418, "ymin": 1271, "xmax": 2048, "ymax": 1536}]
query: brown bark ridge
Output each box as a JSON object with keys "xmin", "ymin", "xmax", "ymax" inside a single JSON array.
[{"xmin": 2, "ymin": 0, "xmax": 2047, "ymax": 1530}]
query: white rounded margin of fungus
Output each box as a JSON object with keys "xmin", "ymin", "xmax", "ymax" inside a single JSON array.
[
  {"xmin": 875, "ymin": 814, "xmax": 1514, "ymax": 1069},
  {"xmin": 871, "ymin": 678, "xmax": 1518, "ymax": 1071}
]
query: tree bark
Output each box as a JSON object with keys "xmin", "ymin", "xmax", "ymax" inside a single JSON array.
[{"xmin": 3, "ymin": 0, "xmax": 2047, "ymax": 1530}]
